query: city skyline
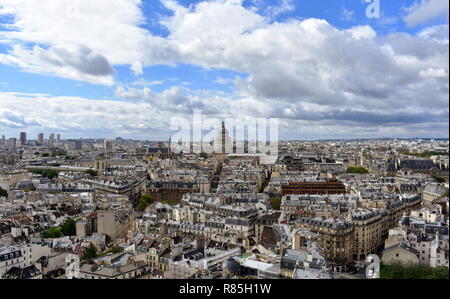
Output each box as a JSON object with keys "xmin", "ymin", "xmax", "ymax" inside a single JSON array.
[
  {"xmin": 0, "ymin": 0, "xmax": 449, "ymax": 285},
  {"xmin": 1, "ymin": 129, "xmax": 450, "ymax": 143},
  {"xmin": 0, "ymin": 0, "xmax": 449, "ymax": 140}
]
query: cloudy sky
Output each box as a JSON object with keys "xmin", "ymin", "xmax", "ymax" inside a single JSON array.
[{"xmin": 0, "ymin": 0, "xmax": 448, "ymax": 141}]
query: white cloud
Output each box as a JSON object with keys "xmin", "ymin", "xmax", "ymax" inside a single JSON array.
[
  {"xmin": 420, "ymin": 67, "xmax": 447, "ymax": 77},
  {"xmin": 0, "ymin": 0, "xmax": 148, "ymax": 84},
  {"xmin": 214, "ymin": 77, "xmax": 233, "ymax": 84},
  {"xmin": 131, "ymin": 79, "xmax": 164, "ymax": 86},
  {"xmin": 1, "ymin": 89, "xmax": 447, "ymax": 140},
  {"xmin": 0, "ymin": 44, "xmax": 115, "ymax": 85},
  {"xmin": 341, "ymin": 7, "xmax": 354, "ymax": 22},
  {"xmin": 131, "ymin": 61, "xmax": 144, "ymax": 76},
  {"xmin": 151, "ymin": 1, "xmax": 447, "ymax": 116},
  {"xmin": 0, "ymin": 91, "xmax": 170, "ymax": 139},
  {"xmin": 264, "ymin": 0, "xmax": 295, "ymax": 19},
  {"xmin": 0, "ymin": 0, "xmax": 147, "ymax": 63},
  {"xmin": 0, "ymin": 0, "xmax": 448, "ymax": 138},
  {"xmin": 345, "ymin": 25, "xmax": 377, "ymax": 40},
  {"xmin": 403, "ymin": 0, "xmax": 449, "ymax": 27}
]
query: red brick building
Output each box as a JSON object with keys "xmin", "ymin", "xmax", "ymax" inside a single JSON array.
[{"xmin": 281, "ymin": 180, "xmax": 346, "ymax": 195}]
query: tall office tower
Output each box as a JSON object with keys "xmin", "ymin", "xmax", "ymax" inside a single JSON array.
[
  {"xmin": 104, "ymin": 139, "xmax": 113, "ymax": 150},
  {"xmin": 74, "ymin": 140, "xmax": 82, "ymax": 150},
  {"xmin": 37, "ymin": 133, "xmax": 44, "ymax": 145},
  {"xmin": 56, "ymin": 134, "xmax": 61, "ymax": 145},
  {"xmin": 49, "ymin": 133, "xmax": 55, "ymax": 147},
  {"xmin": 19, "ymin": 132, "xmax": 27, "ymax": 146},
  {"xmin": 214, "ymin": 121, "xmax": 232, "ymax": 154},
  {"xmin": 1, "ymin": 135, "xmax": 5, "ymax": 145},
  {"xmin": 7, "ymin": 138, "xmax": 16, "ymax": 149}
]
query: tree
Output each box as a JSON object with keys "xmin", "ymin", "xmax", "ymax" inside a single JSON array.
[
  {"xmin": 61, "ymin": 218, "xmax": 76, "ymax": 236},
  {"xmin": 46, "ymin": 170, "xmax": 59, "ymax": 179},
  {"xmin": 259, "ymin": 179, "xmax": 269, "ymax": 193},
  {"xmin": 136, "ymin": 201, "xmax": 147, "ymax": 212},
  {"xmin": 82, "ymin": 244, "xmax": 98, "ymax": 260},
  {"xmin": 58, "ymin": 204, "xmax": 68, "ymax": 212},
  {"xmin": 380, "ymin": 262, "xmax": 449, "ymax": 279},
  {"xmin": 85, "ymin": 169, "xmax": 98, "ymax": 177},
  {"xmin": 346, "ymin": 166, "xmax": 370, "ymax": 174},
  {"xmin": 270, "ymin": 197, "xmax": 281, "ymax": 210},
  {"xmin": 162, "ymin": 199, "xmax": 178, "ymax": 206},
  {"xmin": 401, "ymin": 151, "xmax": 449, "ymax": 158},
  {"xmin": 41, "ymin": 226, "xmax": 63, "ymax": 238},
  {"xmin": 0, "ymin": 187, "xmax": 7, "ymax": 197},
  {"xmin": 109, "ymin": 246, "xmax": 123, "ymax": 254},
  {"xmin": 433, "ymin": 176, "xmax": 446, "ymax": 183},
  {"xmin": 31, "ymin": 169, "xmax": 58, "ymax": 179},
  {"xmin": 136, "ymin": 194, "xmax": 155, "ymax": 212},
  {"xmin": 428, "ymin": 266, "xmax": 449, "ymax": 279}
]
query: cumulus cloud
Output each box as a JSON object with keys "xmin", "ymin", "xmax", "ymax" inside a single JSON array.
[
  {"xmin": 0, "ymin": 0, "xmax": 148, "ymax": 84},
  {"xmin": 0, "ymin": 92, "xmax": 171, "ymax": 139},
  {"xmin": 0, "ymin": 44, "xmax": 115, "ymax": 85},
  {"xmin": 115, "ymin": 85, "xmax": 220, "ymax": 115},
  {"xmin": 341, "ymin": 7, "xmax": 354, "ymax": 22},
  {"xmin": 0, "ymin": 0, "xmax": 448, "ymax": 138},
  {"xmin": 0, "ymin": 110, "xmax": 40, "ymax": 128},
  {"xmin": 1, "ymin": 90, "xmax": 447, "ymax": 140},
  {"xmin": 154, "ymin": 1, "xmax": 447, "ymax": 110},
  {"xmin": 130, "ymin": 61, "xmax": 144, "ymax": 76},
  {"xmin": 264, "ymin": 0, "xmax": 295, "ymax": 19},
  {"xmin": 403, "ymin": 0, "xmax": 449, "ymax": 27}
]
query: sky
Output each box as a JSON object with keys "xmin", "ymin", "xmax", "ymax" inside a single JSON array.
[{"xmin": 0, "ymin": 0, "xmax": 448, "ymax": 141}]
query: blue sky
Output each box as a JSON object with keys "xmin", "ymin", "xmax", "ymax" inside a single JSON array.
[{"xmin": 0, "ymin": 0, "xmax": 448, "ymax": 140}]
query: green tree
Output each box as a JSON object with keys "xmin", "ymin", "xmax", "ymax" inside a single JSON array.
[
  {"xmin": 433, "ymin": 176, "xmax": 446, "ymax": 183},
  {"xmin": 380, "ymin": 262, "xmax": 449, "ymax": 279},
  {"xmin": 46, "ymin": 170, "xmax": 58, "ymax": 179},
  {"xmin": 162, "ymin": 199, "xmax": 178, "ymax": 206},
  {"xmin": 82, "ymin": 244, "xmax": 98, "ymax": 260},
  {"xmin": 346, "ymin": 166, "xmax": 370, "ymax": 174},
  {"xmin": 41, "ymin": 226, "xmax": 63, "ymax": 238},
  {"xmin": 427, "ymin": 266, "xmax": 449, "ymax": 279},
  {"xmin": 259, "ymin": 179, "xmax": 269, "ymax": 193},
  {"xmin": 32, "ymin": 169, "xmax": 58, "ymax": 179},
  {"xmin": 58, "ymin": 204, "xmax": 68, "ymax": 212},
  {"xmin": 401, "ymin": 151, "xmax": 449, "ymax": 158},
  {"xmin": 270, "ymin": 197, "xmax": 281, "ymax": 210},
  {"xmin": 136, "ymin": 201, "xmax": 147, "ymax": 212},
  {"xmin": 85, "ymin": 169, "xmax": 98, "ymax": 177},
  {"xmin": 136, "ymin": 194, "xmax": 155, "ymax": 211},
  {"xmin": 109, "ymin": 246, "xmax": 123, "ymax": 254},
  {"xmin": 61, "ymin": 218, "xmax": 76, "ymax": 236},
  {"xmin": 0, "ymin": 187, "xmax": 7, "ymax": 197}
]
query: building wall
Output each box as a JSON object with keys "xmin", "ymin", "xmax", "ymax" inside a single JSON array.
[
  {"xmin": 381, "ymin": 247, "xmax": 418, "ymax": 265},
  {"xmin": 352, "ymin": 216, "xmax": 385, "ymax": 261}
]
